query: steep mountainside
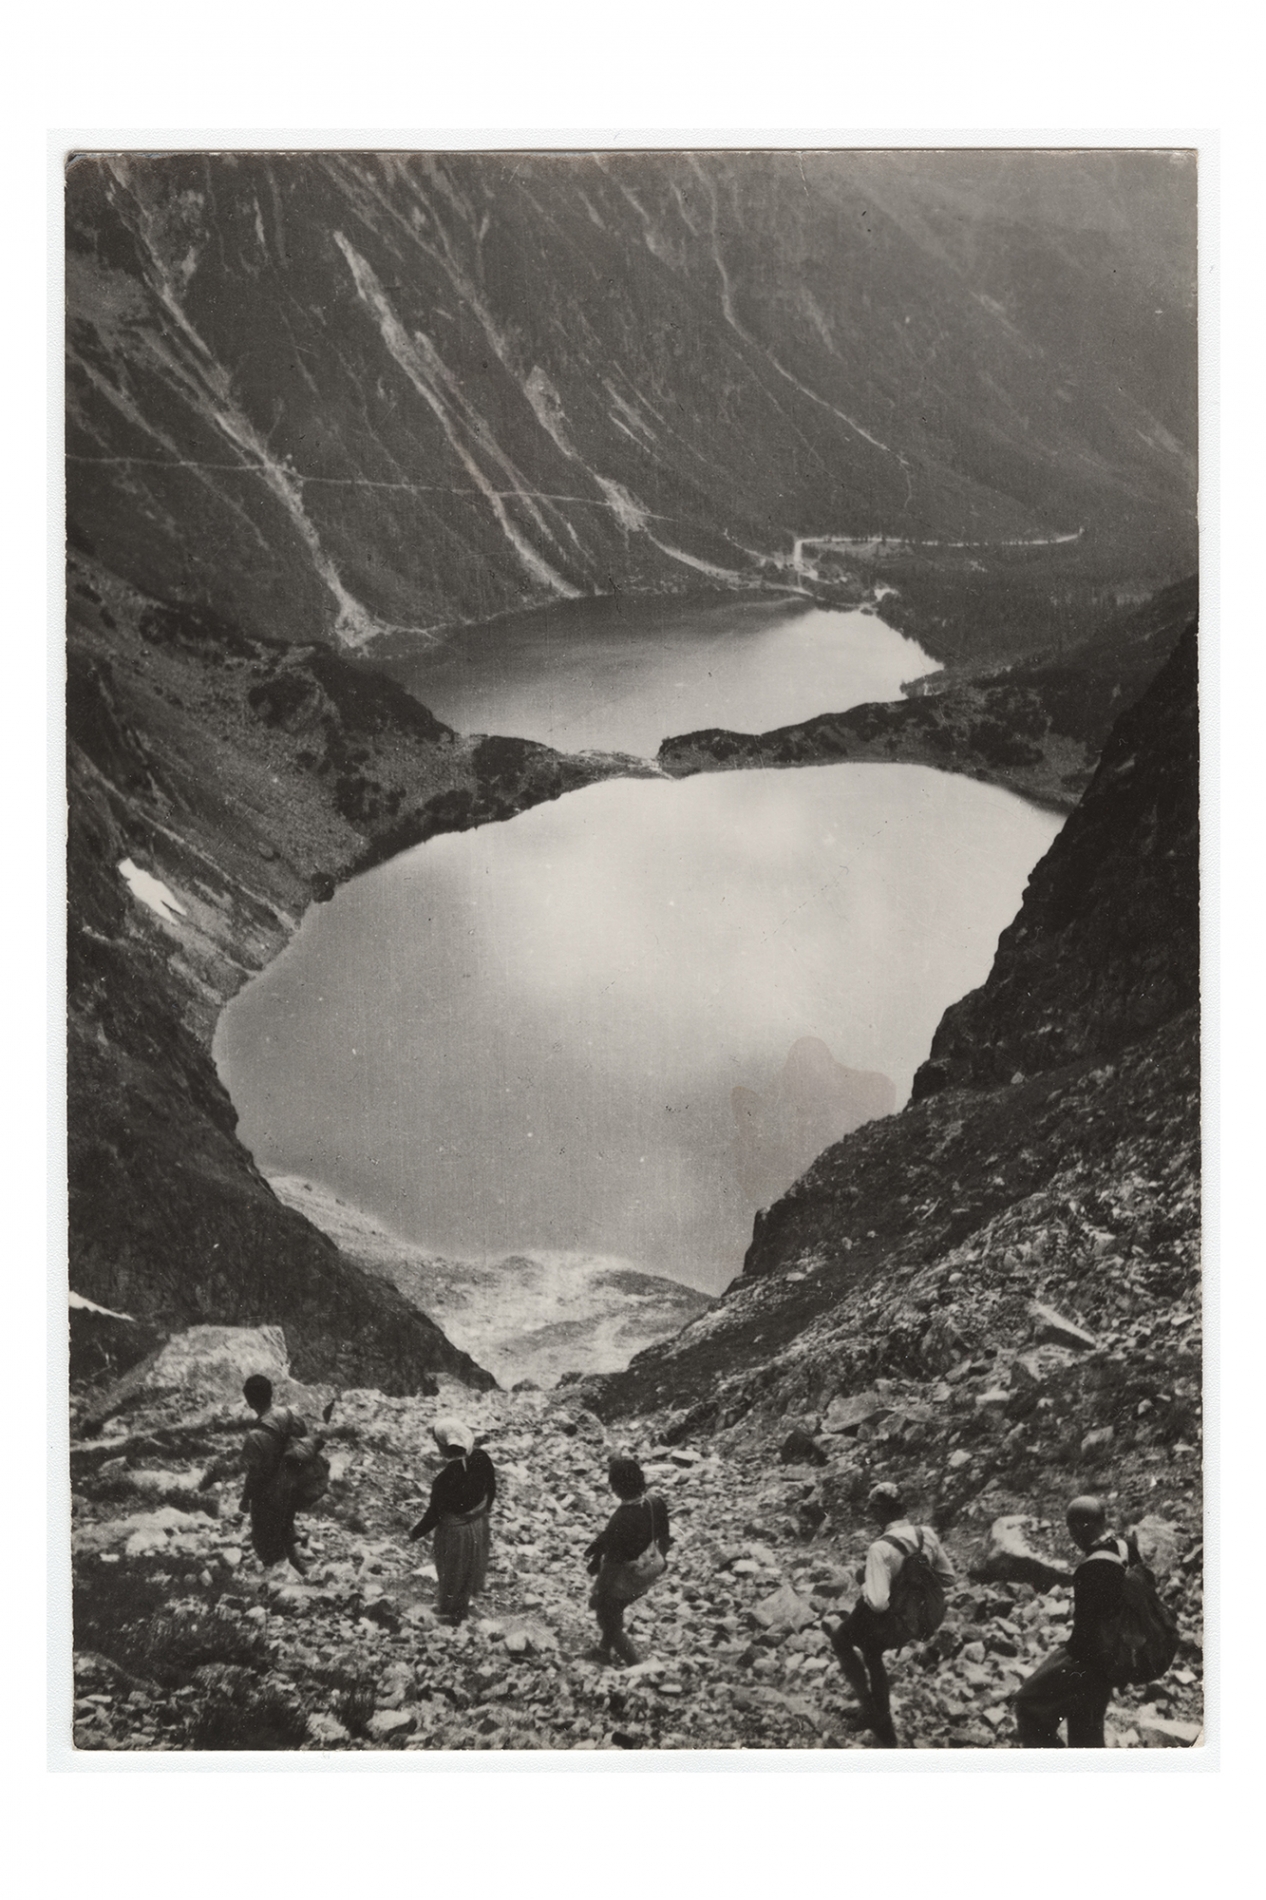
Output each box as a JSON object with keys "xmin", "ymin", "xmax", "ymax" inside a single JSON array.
[
  {"xmin": 67, "ymin": 559, "xmax": 657, "ymax": 1390},
  {"xmin": 67, "ymin": 151, "xmax": 1195, "ymax": 660},
  {"xmin": 586, "ymin": 623, "xmax": 1200, "ymax": 1433}
]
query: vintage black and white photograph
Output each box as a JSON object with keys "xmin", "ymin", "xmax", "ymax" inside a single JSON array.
[{"xmin": 65, "ymin": 147, "xmax": 1201, "ymax": 1755}]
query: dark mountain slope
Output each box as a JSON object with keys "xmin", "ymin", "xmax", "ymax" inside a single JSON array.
[
  {"xmin": 67, "ymin": 560, "xmax": 656, "ymax": 1390},
  {"xmin": 67, "ymin": 151, "xmax": 1195, "ymax": 660},
  {"xmin": 586, "ymin": 611, "xmax": 1200, "ymax": 1425},
  {"xmin": 912, "ymin": 618, "xmax": 1198, "ymax": 1094}
]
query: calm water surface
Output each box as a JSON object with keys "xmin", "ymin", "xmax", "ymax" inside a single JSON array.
[
  {"xmin": 217, "ymin": 764, "xmax": 1060, "ymax": 1293},
  {"xmin": 377, "ymin": 594, "xmax": 936, "ymax": 756}
]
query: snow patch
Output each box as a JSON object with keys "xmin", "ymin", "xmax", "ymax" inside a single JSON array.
[
  {"xmin": 118, "ymin": 859, "xmax": 187, "ymax": 924},
  {"xmin": 70, "ymin": 1291, "xmax": 136, "ymax": 1322}
]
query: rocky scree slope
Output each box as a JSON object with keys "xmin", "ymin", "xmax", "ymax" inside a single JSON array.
[
  {"xmin": 69, "ymin": 1344, "xmax": 1200, "ymax": 1752},
  {"xmin": 566, "ymin": 625, "xmax": 1201, "ymax": 1737},
  {"xmin": 588, "ymin": 620, "xmax": 1199, "ymax": 1419},
  {"xmin": 67, "ymin": 150, "xmax": 1195, "ymax": 660},
  {"xmin": 67, "ymin": 560, "xmax": 658, "ymax": 1390}
]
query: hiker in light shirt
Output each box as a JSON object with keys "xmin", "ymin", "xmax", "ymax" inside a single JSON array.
[{"xmin": 829, "ymin": 1481, "xmax": 955, "ymax": 1747}]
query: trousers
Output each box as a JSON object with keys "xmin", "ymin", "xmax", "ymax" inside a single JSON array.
[
  {"xmin": 1013, "ymin": 1648, "xmax": 1112, "ymax": 1748},
  {"xmin": 830, "ymin": 1601, "xmax": 905, "ymax": 1747}
]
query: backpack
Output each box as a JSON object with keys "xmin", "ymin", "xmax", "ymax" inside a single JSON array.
[
  {"xmin": 282, "ymin": 1433, "xmax": 331, "ymax": 1509},
  {"xmin": 258, "ymin": 1409, "xmax": 330, "ymax": 1510},
  {"xmin": 882, "ymin": 1528, "xmax": 947, "ymax": 1640},
  {"xmin": 1083, "ymin": 1542, "xmax": 1179, "ymax": 1687}
]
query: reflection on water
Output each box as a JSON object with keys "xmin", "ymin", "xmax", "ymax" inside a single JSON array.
[
  {"xmin": 733, "ymin": 1037, "xmax": 896, "ymax": 1206},
  {"xmin": 378, "ymin": 595, "xmax": 936, "ymax": 758},
  {"xmin": 216, "ymin": 767, "xmax": 1061, "ymax": 1293}
]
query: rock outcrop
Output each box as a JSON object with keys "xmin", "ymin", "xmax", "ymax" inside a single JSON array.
[{"xmin": 912, "ymin": 621, "xmax": 1198, "ymax": 1095}]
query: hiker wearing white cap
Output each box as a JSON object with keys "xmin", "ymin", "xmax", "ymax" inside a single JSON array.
[
  {"xmin": 828, "ymin": 1481, "xmax": 954, "ymax": 1747},
  {"xmin": 408, "ymin": 1418, "xmax": 497, "ymax": 1624}
]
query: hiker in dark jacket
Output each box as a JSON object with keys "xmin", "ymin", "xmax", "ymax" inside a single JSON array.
[
  {"xmin": 585, "ymin": 1456, "xmax": 671, "ymax": 1666},
  {"xmin": 1013, "ymin": 1495, "xmax": 1135, "ymax": 1747},
  {"xmin": 239, "ymin": 1374, "xmax": 310, "ymax": 1576},
  {"xmin": 828, "ymin": 1481, "xmax": 955, "ymax": 1748},
  {"xmin": 409, "ymin": 1418, "xmax": 497, "ymax": 1624}
]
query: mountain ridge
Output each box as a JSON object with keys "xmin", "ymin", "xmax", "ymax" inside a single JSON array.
[{"xmin": 68, "ymin": 151, "xmax": 1195, "ymax": 662}]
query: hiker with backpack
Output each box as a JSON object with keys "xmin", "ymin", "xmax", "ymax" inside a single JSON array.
[
  {"xmin": 828, "ymin": 1480, "xmax": 955, "ymax": 1748},
  {"xmin": 408, "ymin": 1418, "xmax": 497, "ymax": 1625},
  {"xmin": 584, "ymin": 1456, "xmax": 671, "ymax": 1667},
  {"xmin": 239, "ymin": 1374, "xmax": 330, "ymax": 1577},
  {"xmin": 1013, "ymin": 1494, "xmax": 1178, "ymax": 1748}
]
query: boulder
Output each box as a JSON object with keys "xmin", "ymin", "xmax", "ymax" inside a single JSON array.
[
  {"xmin": 1030, "ymin": 1303, "xmax": 1099, "ymax": 1353},
  {"xmin": 819, "ymin": 1460, "xmax": 869, "ymax": 1518},
  {"xmin": 821, "ymin": 1391, "xmax": 888, "ymax": 1435},
  {"xmin": 499, "ymin": 1616, "xmax": 558, "ymax": 1656},
  {"xmin": 972, "ymin": 1517, "xmax": 1072, "ymax": 1590},
  {"xmin": 82, "ymin": 1324, "xmax": 334, "ymax": 1427},
  {"xmin": 779, "ymin": 1426, "xmax": 827, "ymax": 1466},
  {"xmin": 1137, "ymin": 1712, "xmax": 1202, "ymax": 1748},
  {"xmin": 366, "ymin": 1709, "xmax": 415, "ymax": 1741},
  {"xmin": 1132, "ymin": 1516, "xmax": 1181, "ymax": 1578},
  {"xmin": 751, "ymin": 1583, "xmax": 817, "ymax": 1634},
  {"xmin": 1012, "ymin": 1345, "xmax": 1079, "ymax": 1385}
]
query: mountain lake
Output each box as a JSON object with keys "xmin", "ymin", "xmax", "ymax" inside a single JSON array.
[{"xmin": 215, "ymin": 597, "xmax": 1062, "ymax": 1294}]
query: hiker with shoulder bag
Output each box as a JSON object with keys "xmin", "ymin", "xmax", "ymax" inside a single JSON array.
[
  {"xmin": 827, "ymin": 1480, "xmax": 955, "ymax": 1748},
  {"xmin": 1013, "ymin": 1494, "xmax": 1179, "ymax": 1748},
  {"xmin": 239, "ymin": 1374, "xmax": 331, "ymax": 1576},
  {"xmin": 584, "ymin": 1456, "xmax": 671, "ymax": 1666}
]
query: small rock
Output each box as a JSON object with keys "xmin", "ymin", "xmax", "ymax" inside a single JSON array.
[
  {"xmin": 973, "ymin": 1517, "xmax": 1071, "ymax": 1590},
  {"xmin": 367, "ymin": 1709, "xmax": 415, "ymax": 1741},
  {"xmin": 779, "ymin": 1427, "xmax": 827, "ymax": 1467},
  {"xmin": 822, "ymin": 1391, "xmax": 887, "ymax": 1435},
  {"xmin": 1137, "ymin": 1713, "xmax": 1202, "ymax": 1748},
  {"xmin": 1080, "ymin": 1426, "xmax": 1114, "ymax": 1455},
  {"xmin": 751, "ymin": 1583, "xmax": 817, "ymax": 1634},
  {"xmin": 307, "ymin": 1712, "xmax": 351, "ymax": 1745},
  {"xmin": 1132, "ymin": 1515, "xmax": 1181, "ymax": 1578},
  {"xmin": 948, "ymin": 1449, "xmax": 971, "ymax": 1470},
  {"xmin": 1030, "ymin": 1302, "xmax": 1099, "ymax": 1352}
]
